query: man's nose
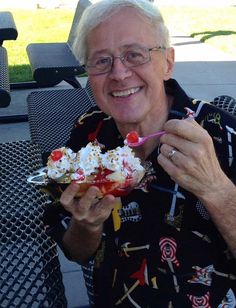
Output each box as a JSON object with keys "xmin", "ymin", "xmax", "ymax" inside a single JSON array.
[{"xmin": 108, "ymin": 57, "xmax": 132, "ymax": 80}]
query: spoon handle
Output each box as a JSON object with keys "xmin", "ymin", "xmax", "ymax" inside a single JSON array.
[
  {"xmin": 126, "ymin": 130, "xmax": 165, "ymax": 147},
  {"xmin": 146, "ymin": 130, "xmax": 165, "ymax": 140}
]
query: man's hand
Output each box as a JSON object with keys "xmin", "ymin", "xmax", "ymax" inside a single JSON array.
[
  {"xmin": 158, "ymin": 118, "xmax": 228, "ymax": 200},
  {"xmin": 60, "ymin": 183, "xmax": 116, "ymax": 231},
  {"xmin": 158, "ymin": 118, "xmax": 236, "ymax": 257},
  {"xmin": 59, "ymin": 183, "xmax": 116, "ymax": 263}
]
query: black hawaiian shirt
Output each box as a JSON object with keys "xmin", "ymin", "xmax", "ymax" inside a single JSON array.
[{"xmin": 46, "ymin": 79, "xmax": 236, "ymax": 308}]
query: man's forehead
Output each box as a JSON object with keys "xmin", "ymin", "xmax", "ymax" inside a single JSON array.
[{"xmin": 86, "ymin": 9, "xmax": 158, "ymax": 57}]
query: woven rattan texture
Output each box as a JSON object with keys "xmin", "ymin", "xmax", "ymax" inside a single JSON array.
[
  {"xmin": 27, "ymin": 88, "xmax": 95, "ymax": 154},
  {"xmin": 212, "ymin": 95, "xmax": 236, "ymax": 116},
  {"xmin": 0, "ymin": 46, "xmax": 10, "ymax": 92},
  {"xmin": 27, "ymin": 88, "xmax": 96, "ymax": 304},
  {"xmin": 0, "ymin": 140, "xmax": 67, "ymax": 308},
  {"xmin": 85, "ymin": 79, "xmax": 95, "ymax": 103},
  {"xmin": 81, "ymin": 260, "xmax": 95, "ymax": 306}
]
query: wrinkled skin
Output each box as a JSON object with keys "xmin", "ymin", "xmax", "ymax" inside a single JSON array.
[{"xmin": 158, "ymin": 118, "xmax": 227, "ymax": 198}]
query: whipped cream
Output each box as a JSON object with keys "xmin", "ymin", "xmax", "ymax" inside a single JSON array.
[
  {"xmin": 102, "ymin": 146, "xmax": 144, "ymax": 181},
  {"xmin": 47, "ymin": 147, "xmax": 76, "ymax": 180},
  {"xmin": 46, "ymin": 142, "xmax": 145, "ymax": 184},
  {"xmin": 76, "ymin": 142, "xmax": 102, "ymax": 176}
]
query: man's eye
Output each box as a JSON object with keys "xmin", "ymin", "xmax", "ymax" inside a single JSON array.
[
  {"xmin": 126, "ymin": 51, "xmax": 144, "ymax": 61},
  {"xmin": 95, "ymin": 57, "xmax": 111, "ymax": 66}
]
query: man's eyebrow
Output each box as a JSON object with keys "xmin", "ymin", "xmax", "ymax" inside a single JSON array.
[
  {"xmin": 88, "ymin": 49, "xmax": 111, "ymax": 58},
  {"xmin": 89, "ymin": 44, "xmax": 147, "ymax": 57}
]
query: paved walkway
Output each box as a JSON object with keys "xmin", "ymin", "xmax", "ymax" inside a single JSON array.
[{"xmin": 171, "ymin": 35, "xmax": 236, "ymax": 102}]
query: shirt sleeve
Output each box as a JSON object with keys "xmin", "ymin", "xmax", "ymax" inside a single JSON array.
[{"xmin": 42, "ymin": 201, "xmax": 73, "ymax": 260}]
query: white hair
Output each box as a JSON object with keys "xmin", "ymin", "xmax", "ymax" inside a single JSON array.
[{"xmin": 72, "ymin": 0, "xmax": 170, "ymax": 64}]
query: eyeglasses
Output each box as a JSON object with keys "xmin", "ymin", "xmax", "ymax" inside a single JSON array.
[{"xmin": 85, "ymin": 45, "xmax": 166, "ymax": 75}]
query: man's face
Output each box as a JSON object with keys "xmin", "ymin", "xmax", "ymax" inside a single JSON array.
[{"xmin": 86, "ymin": 8, "xmax": 174, "ymax": 127}]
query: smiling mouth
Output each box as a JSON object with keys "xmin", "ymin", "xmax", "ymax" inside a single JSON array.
[{"xmin": 111, "ymin": 87, "xmax": 141, "ymax": 97}]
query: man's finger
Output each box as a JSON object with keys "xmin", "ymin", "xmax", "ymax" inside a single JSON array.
[
  {"xmin": 92, "ymin": 194, "xmax": 116, "ymax": 219},
  {"xmin": 60, "ymin": 182, "xmax": 81, "ymax": 206},
  {"xmin": 78, "ymin": 186, "xmax": 101, "ymax": 211},
  {"xmin": 163, "ymin": 119, "xmax": 205, "ymax": 143}
]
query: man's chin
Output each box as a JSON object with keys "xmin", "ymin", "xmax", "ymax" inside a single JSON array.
[
  {"xmin": 113, "ymin": 115, "xmax": 142, "ymax": 126},
  {"xmin": 98, "ymin": 102, "xmax": 144, "ymax": 124}
]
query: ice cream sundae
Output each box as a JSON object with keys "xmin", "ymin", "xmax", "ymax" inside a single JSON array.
[{"xmin": 28, "ymin": 142, "xmax": 145, "ymax": 197}]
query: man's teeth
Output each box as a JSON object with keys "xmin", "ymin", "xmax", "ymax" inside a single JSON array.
[{"xmin": 112, "ymin": 87, "xmax": 140, "ymax": 97}]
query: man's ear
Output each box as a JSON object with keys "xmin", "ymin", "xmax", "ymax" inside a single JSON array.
[{"xmin": 163, "ymin": 47, "xmax": 175, "ymax": 80}]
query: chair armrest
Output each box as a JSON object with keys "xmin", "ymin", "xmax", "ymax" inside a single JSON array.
[
  {"xmin": 0, "ymin": 11, "xmax": 18, "ymax": 44},
  {"xmin": 0, "ymin": 46, "xmax": 11, "ymax": 107}
]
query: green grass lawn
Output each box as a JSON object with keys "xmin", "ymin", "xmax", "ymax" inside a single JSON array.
[
  {"xmin": 3, "ymin": 6, "xmax": 236, "ymax": 83},
  {"xmin": 3, "ymin": 9, "xmax": 74, "ymax": 83}
]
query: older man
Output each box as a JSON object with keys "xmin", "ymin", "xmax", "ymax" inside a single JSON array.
[{"xmin": 45, "ymin": 0, "xmax": 236, "ymax": 306}]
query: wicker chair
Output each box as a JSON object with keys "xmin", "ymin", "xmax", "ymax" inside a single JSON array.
[
  {"xmin": 27, "ymin": 86, "xmax": 96, "ymax": 306},
  {"xmin": 0, "ymin": 140, "xmax": 67, "ymax": 307},
  {"xmin": 27, "ymin": 87, "xmax": 95, "ymax": 162},
  {"xmin": 0, "ymin": 11, "xmax": 18, "ymax": 107},
  {"xmin": 211, "ymin": 95, "xmax": 236, "ymax": 116},
  {"xmin": 26, "ymin": 0, "xmax": 91, "ymax": 87},
  {"xmin": 0, "ymin": 46, "xmax": 10, "ymax": 107}
]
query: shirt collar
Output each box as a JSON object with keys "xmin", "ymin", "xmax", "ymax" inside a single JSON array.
[{"xmin": 165, "ymin": 78, "xmax": 193, "ymax": 120}]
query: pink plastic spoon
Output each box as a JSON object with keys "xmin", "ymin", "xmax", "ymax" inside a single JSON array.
[
  {"xmin": 124, "ymin": 107, "xmax": 195, "ymax": 147},
  {"xmin": 124, "ymin": 130, "xmax": 166, "ymax": 147}
]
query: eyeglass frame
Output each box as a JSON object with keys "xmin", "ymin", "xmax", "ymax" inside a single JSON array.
[{"xmin": 84, "ymin": 45, "xmax": 166, "ymax": 76}]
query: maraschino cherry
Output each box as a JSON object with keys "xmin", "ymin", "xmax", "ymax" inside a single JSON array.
[
  {"xmin": 51, "ymin": 150, "xmax": 63, "ymax": 161},
  {"xmin": 126, "ymin": 131, "xmax": 139, "ymax": 144}
]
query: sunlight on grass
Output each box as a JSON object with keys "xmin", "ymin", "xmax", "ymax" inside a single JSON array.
[{"xmin": 9, "ymin": 65, "xmax": 33, "ymax": 83}]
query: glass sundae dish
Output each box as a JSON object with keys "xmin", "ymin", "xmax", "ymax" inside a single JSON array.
[{"xmin": 27, "ymin": 142, "xmax": 145, "ymax": 198}]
